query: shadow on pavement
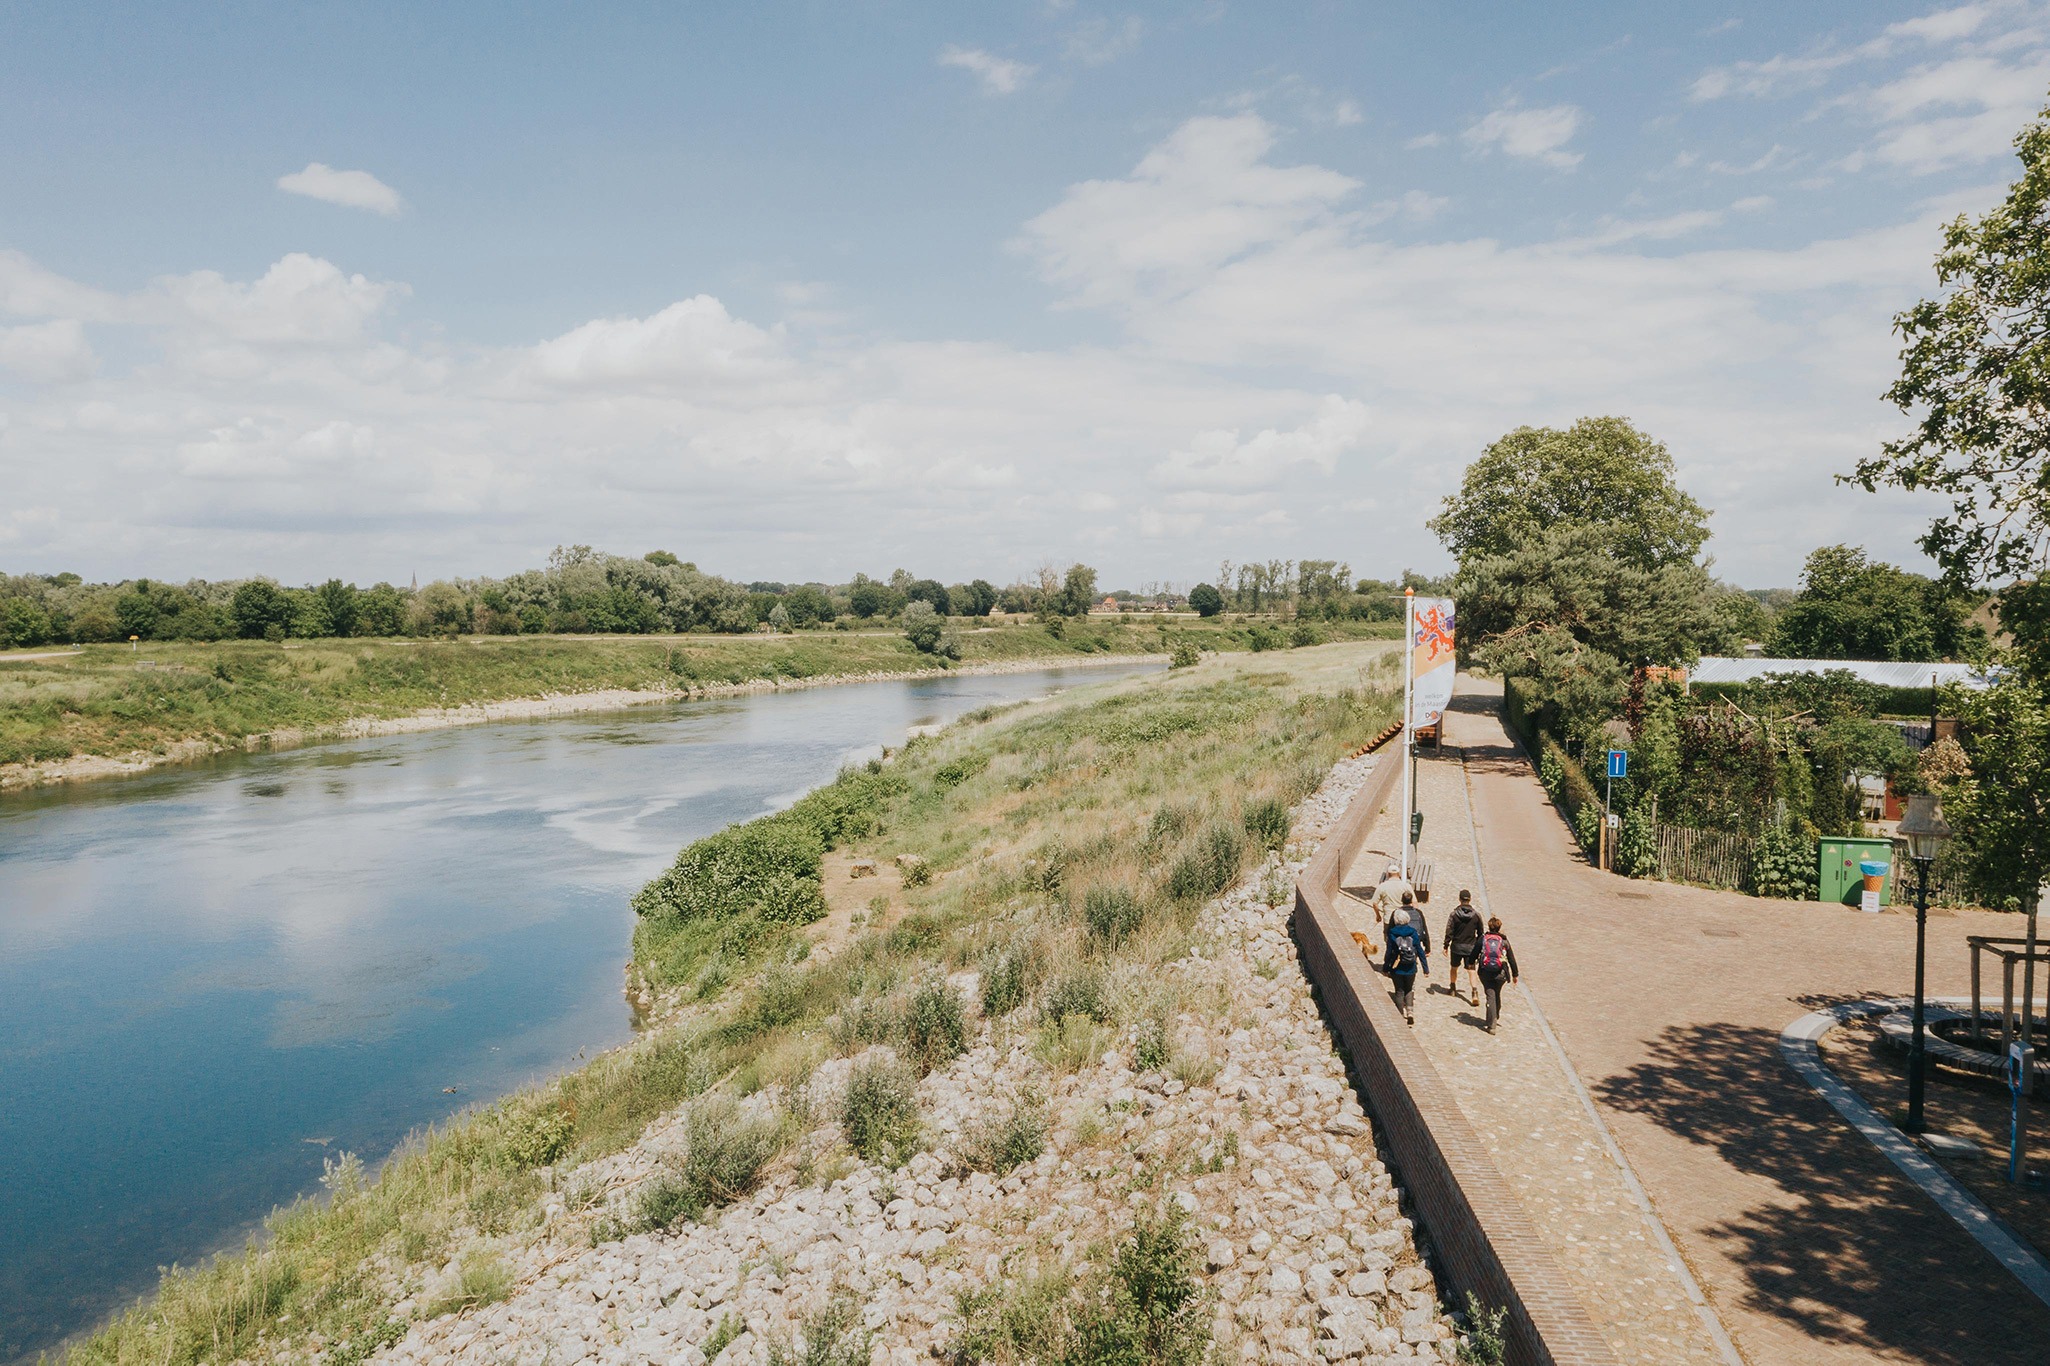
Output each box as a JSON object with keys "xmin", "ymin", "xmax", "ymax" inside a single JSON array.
[{"xmin": 1594, "ymin": 1020, "xmax": 2050, "ymax": 1365}]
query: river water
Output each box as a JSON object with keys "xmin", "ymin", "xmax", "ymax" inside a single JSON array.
[{"xmin": 0, "ymin": 663, "xmax": 1156, "ymax": 1362}]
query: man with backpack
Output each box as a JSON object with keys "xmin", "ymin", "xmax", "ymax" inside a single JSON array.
[
  {"xmin": 1476, "ymin": 915, "xmax": 1520, "ymax": 1034},
  {"xmin": 1382, "ymin": 902, "xmax": 1430, "ymax": 1025},
  {"xmin": 1442, "ymin": 890, "xmax": 1485, "ymax": 1007}
]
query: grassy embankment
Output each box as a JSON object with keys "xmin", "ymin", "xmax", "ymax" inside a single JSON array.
[
  {"xmin": 64, "ymin": 641, "xmax": 1398, "ymax": 1366},
  {"xmin": 0, "ymin": 617, "xmax": 1393, "ymax": 770}
]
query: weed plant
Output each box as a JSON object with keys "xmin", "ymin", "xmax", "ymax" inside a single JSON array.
[
  {"xmin": 841, "ymin": 1057, "xmax": 920, "ymax": 1165},
  {"xmin": 902, "ymin": 979, "xmax": 968, "ymax": 1072},
  {"xmin": 963, "ymin": 1092, "xmax": 1049, "ymax": 1173}
]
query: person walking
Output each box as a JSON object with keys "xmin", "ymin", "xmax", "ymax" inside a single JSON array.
[
  {"xmin": 1370, "ymin": 863, "xmax": 1412, "ymax": 926},
  {"xmin": 1476, "ymin": 915, "xmax": 1520, "ymax": 1034},
  {"xmin": 1442, "ymin": 890, "xmax": 1485, "ymax": 1007},
  {"xmin": 1383, "ymin": 905, "xmax": 1430, "ymax": 1025}
]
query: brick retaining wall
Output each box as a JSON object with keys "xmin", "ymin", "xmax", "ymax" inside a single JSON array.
[{"xmin": 1294, "ymin": 751, "xmax": 1619, "ymax": 1366}]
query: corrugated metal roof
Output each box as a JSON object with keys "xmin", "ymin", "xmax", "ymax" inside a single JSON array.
[{"xmin": 1690, "ymin": 657, "xmax": 1995, "ymax": 689}]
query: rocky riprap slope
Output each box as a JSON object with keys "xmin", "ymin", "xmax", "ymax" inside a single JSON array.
[{"xmin": 375, "ymin": 755, "xmax": 1461, "ymax": 1364}]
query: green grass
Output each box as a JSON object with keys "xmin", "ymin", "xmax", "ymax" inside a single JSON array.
[
  {"xmin": 0, "ymin": 618, "xmax": 1393, "ymax": 770},
  {"xmin": 60, "ymin": 641, "xmax": 1397, "ymax": 1366}
]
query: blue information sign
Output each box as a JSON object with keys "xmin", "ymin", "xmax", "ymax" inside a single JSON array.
[{"xmin": 1608, "ymin": 749, "xmax": 1628, "ymax": 779}]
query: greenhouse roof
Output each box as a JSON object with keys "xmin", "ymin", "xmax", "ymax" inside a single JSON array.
[{"xmin": 1691, "ymin": 657, "xmax": 1996, "ymax": 689}]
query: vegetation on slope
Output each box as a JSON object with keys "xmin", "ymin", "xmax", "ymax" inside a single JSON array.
[
  {"xmin": 0, "ymin": 617, "xmax": 1393, "ymax": 770},
  {"xmin": 62, "ymin": 643, "xmax": 1395, "ymax": 1366}
]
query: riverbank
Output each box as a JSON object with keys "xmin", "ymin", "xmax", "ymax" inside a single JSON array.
[
  {"xmin": 0, "ymin": 653, "xmax": 1158, "ymax": 791},
  {"xmin": 0, "ymin": 619, "xmax": 1392, "ymax": 791},
  {"xmin": 62, "ymin": 642, "xmax": 1455, "ymax": 1366}
]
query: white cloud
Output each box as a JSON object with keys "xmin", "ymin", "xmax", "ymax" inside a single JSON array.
[
  {"xmin": 1405, "ymin": 132, "xmax": 1445, "ymax": 150},
  {"xmin": 523, "ymin": 296, "xmax": 786, "ymax": 389},
  {"xmin": 938, "ymin": 45, "xmax": 1035, "ymax": 95},
  {"xmin": 0, "ymin": 113, "xmax": 2001, "ymax": 587},
  {"xmin": 1153, "ymin": 396, "xmax": 1369, "ymax": 491},
  {"xmin": 277, "ymin": 162, "xmax": 405, "ymax": 217},
  {"xmin": 0, "ymin": 319, "xmax": 95, "ymax": 382},
  {"xmin": 1016, "ymin": 114, "xmax": 1358, "ymax": 309},
  {"xmin": 1064, "ymin": 17, "xmax": 1142, "ymax": 65},
  {"xmin": 1462, "ymin": 104, "xmax": 1584, "ymax": 169}
]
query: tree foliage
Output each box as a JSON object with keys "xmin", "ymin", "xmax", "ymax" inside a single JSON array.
[
  {"xmin": 1856, "ymin": 103, "xmax": 2050, "ymax": 597},
  {"xmin": 1188, "ymin": 583, "xmax": 1223, "ymax": 618},
  {"xmin": 1430, "ymin": 416, "xmax": 1711, "ymax": 571},
  {"xmin": 1770, "ymin": 544, "xmax": 1984, "ymax": 661}
]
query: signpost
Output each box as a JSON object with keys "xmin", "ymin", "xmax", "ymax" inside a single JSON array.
[{"xmin": 1604, "ymin": 749, "xmax": 1627, "ymax": 872}]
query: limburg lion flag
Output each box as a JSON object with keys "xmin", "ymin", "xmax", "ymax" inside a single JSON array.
[{"xmin": 1409, "ymin": 596, "xmax": 1456, "ymax": 730}]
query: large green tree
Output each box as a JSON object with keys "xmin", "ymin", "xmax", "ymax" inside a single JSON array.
[
  {"xmin": 1441, "ymin": 418, "xmax": 1726, "ymax": 742},
  {"xmin": 1430, "ymin": 416, "xmax": 1711, "ymax": 571},
  {"xmin": 1769, "ymin": 544, "xmax": 1984, "ymax": 661}
]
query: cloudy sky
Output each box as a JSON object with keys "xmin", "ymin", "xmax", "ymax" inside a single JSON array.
[{"xmin": 2, "ymin": 1, "xmax": 2045, "ymax": 589}]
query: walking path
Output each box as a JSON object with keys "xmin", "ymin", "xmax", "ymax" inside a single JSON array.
[
  {"xmin": 1337, "ymin": 717, "xmax": 1732, "ymax": 1366},
  {"xmin": 1339, "ymin": 677, "xmax": 2050, "ymax": 1365}
]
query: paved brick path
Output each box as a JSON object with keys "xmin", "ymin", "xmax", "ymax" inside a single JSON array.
[
  {"xmin": 1338, "ymin": 720, "xmax": 1730, "ymax": 1366},
  {"xmin": 1341, "ymin": 678, "xmax": 2050, "ymax": 1366}
]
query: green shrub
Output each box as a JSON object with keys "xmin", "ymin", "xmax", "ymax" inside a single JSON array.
[
  {"xmin": 1082, "ymin": 886, "xmax": 1145, "ymax": 947},
  {"xmin": 1164, "ymin": 822, "xmax": 1245, "ymax": 902},
  {"xmin": 634, "ymin": 818, "xmax": 825, "ymax": 923},
  {"xmin": 1538, "ymin": 747, "xmax": 1565, "ymax": 795},
  {"xmin": 1168, "ymin": 638, "xmax": 1200, "ymax": 670},
  {"xmin": 664, "ymin": 1096, "xmax": 786, "ymax": 1224},
  {"xmin": 980, "ymin": 943, "xmax": 1037, "ymax": 1016},
  {"xmin": 737, "ymin": 963, "xmax": 810, "ymax": 1037},
  {"xmin": 1573, "ymin": 803, "xmax": 1601, "ymax": 856},
  {"xmin": 1456, "ymin": 1292, "xmax": 1509, "ymax": 1366},
  {"xmin": 768, "ymin": 1292, "xmax": 873, "ymax": 1366},
  {"xmin": 1616, "ymin": 805, "xmax": 1659, "ymax": 880},
  {"xmin": 964, "ymin": 1092, "xmax": 1049, "ymax": 1173},
  {"xmin": 1134, "ymin": 1016, "xmax": 1169, "ymax": 1072},
  {"xmin": 842, "ymin": 1057, "xmax": 920, "ymax": 1164},
  {"xmin": 497, "ymin": 1103, "xmax": 574, "ymax": 1169},
  {"xmin": 1750, "ymin": 824, "xmax": 1817, "ymax": 900},
  {"xmin": 1067, "ymin": 1204, "xmax": 1208, "ymax": 1364},
  {"xmin": 1143, "ymin": 802, "xmax": 1197, "ymax": 851},
  {"xmin": 902, "ymin": 979, "xmax": 968, "ymax": 1071},
  {"xmin": 1041, "ymin": 970, "xmax": 1111, "ymax": 1025},
  {"xmin": 421, "ymin": 1248, "xmax": 513, "ymax": 1318},
  {"xmin": 1242, "ymin": 797, "xmax": 1291, "ymax": 851},
  {"xmin": 900, "ymin": 856, "xmax": 934, "ymax": 888},
  {"xmin": 1288, "ymin": 621, "xmax": 1320, "ymax": 649}
]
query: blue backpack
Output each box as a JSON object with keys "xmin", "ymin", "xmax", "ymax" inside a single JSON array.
[{"xmin": 1390, "ymin": 927, "xmax": 1419, "ymax": 972}]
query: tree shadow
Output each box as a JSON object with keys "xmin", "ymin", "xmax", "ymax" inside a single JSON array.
[{"xmin": 1594, "ymin": 1019, "xmax": 2050, "ymax": 1364}]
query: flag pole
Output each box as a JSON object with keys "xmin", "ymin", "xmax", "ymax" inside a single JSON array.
[{"xmin": 1401, "ymin": 587, "xmax": 1414, "ymax": 881}]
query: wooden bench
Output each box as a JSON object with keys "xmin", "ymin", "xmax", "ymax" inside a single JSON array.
[{"xmin": 1411, "ymin": 857, "xmax": 1435, "ymax": 904}]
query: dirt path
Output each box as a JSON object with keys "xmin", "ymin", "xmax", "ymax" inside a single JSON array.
[{"xmin": 1422, "ymin": 677, "xmax": 2050, "ymax": 1365}]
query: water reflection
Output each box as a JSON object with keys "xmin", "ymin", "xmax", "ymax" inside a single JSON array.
[{"xmin": 0, "ymin": 663, "xmax": 1155, "ymax": 1362}]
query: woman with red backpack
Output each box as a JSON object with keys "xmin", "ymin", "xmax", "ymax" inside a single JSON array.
[{"xmin": 1477, "ymin": 915, "xmax": 1520, "ymax": 1034}]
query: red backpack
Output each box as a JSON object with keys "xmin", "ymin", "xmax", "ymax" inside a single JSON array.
[{"xmin": 1479, "ymin": 932, "xmax": 1507, "ymax": 971}]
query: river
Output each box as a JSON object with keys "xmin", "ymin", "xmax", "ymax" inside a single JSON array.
[{"xmin": 0, "ymin": 662, "xmax": 1157, "ymax": 1362}]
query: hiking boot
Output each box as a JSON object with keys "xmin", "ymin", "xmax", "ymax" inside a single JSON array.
[
  {"xmin": 1471, "ymin": 988, "xmax": 1480, "ymax": 1007},
  {"xmin": 1405, "ymin": 1010, "xmax": 1415, "ymax": 1026}
]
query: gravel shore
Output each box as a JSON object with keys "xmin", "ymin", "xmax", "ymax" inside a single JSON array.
[{"xmin": 361, "ymin": 752, "xmax": 1461, "ymax": 1366}]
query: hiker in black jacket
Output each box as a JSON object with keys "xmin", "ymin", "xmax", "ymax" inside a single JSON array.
[
  {"xmin": 1442, "ymin": 890, "xmax": 1485, "ymax": 1007},
  {"xmin": 1477, "ymin": 915, "xmax": 1521, "ymax": 1034}
]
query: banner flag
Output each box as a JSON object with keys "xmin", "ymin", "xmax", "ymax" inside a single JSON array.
[{"xmin": 1409, "ymin": 596, "xmax": 1456, "ymax": 729}]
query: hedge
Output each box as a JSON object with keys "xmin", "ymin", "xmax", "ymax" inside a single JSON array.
[{"xmin": 1689, "ymin": 679, "xmax": 1937, "ymax": 719}]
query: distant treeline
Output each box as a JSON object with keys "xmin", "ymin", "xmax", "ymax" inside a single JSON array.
[{"xmin": 0, "ymin": 549, "xmax": 1417, "ymax": 647}]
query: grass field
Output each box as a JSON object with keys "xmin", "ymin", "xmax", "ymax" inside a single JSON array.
[
  {"xmin": 0, "ymin": 616, "xmax": 1394, "ymax": 771},
  {"xmin": 61, "ymin": 640, "xmax": 1399, "ymax": 1366}
]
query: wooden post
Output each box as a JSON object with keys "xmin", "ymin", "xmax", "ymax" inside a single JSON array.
[{"xmin": 1973, "ymin": 941, "xmax": 1984, "ymax": 1044}]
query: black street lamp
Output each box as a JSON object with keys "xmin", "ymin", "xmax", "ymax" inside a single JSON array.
[{"xmin": 1899, "ymin": 794, "xmax": 1952, "ymax": 1135}]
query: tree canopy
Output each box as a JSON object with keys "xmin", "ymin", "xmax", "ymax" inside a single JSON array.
[
  {"xmin": 1429, "ymin": 416, "xmax": 1711, "ymax": 571},
  {"xmin": 1768, "ymin": 544, "xmax": 1984, "ymax": 662}
]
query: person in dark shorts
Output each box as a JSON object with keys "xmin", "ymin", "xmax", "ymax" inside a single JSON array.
[
  {"xmin": 1442, "ymin": 889, "xmax": 1484, "ymax": 1006},
  {"xmin": 1477, "ymin": 915, "xmax": 1520, "ymax": 1033},
  {"xmin": 1383, "ymin": 906, "xmax": 1430, "ymax": 1025}
]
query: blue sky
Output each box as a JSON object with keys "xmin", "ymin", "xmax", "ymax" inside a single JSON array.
[{"xmin": 3, "ymin": 2, "xmax": 2046, "ymax": 589}]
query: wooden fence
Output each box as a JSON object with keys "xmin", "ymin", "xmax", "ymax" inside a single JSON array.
[{"xmin": 1652, "ymin": 822, "xmax": 1750, "ymax": 891}]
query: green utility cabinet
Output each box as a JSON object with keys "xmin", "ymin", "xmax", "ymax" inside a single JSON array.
[{"xmin": 1818, "ymin": 837, "xmax": 1895, "ymax": 906}]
